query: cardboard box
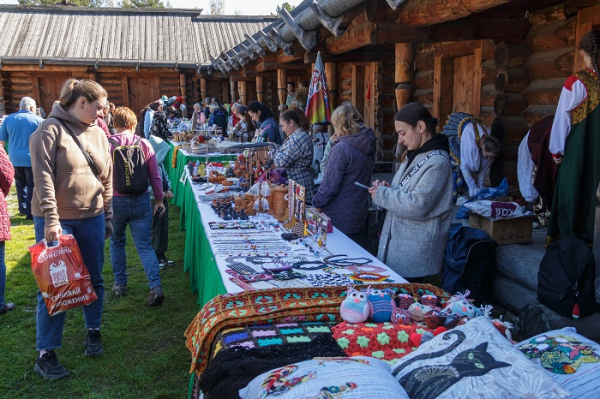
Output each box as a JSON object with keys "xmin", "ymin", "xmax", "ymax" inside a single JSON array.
[{"xmin": 468, "ymin": 213, "xmax": 535, "ymax": 245}]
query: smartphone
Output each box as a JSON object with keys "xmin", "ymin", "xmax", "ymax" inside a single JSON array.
[{"xmin": 354, "ymin": 182, "xmax": 371, "ymax": 190}]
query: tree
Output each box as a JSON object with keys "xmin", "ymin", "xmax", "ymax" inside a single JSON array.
[
  {"xmin": 209, "ymin": 0, "xmax": 224, "ymax": 15},
  {"xmin": 275, "ymin": 2, "xmax": 295, "ymax": 14},
  {"xmin": 120, "ymin": 0, "xmax": 166, "ymax": 7},
  {"xmin": 18, "ymin": 0, "xmax": 105, "ymax": 6}
]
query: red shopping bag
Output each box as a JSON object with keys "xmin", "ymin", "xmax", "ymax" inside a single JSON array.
[{"xmin": 29, "ymin": 234, "xmax": 98, "ymax": 316}]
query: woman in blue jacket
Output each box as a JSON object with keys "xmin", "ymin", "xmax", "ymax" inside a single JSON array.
[{"xmin": 247, "ymin": 101, "xmax": 282, "ymax": 145}]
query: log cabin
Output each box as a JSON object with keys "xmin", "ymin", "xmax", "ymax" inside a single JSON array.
[{"xmin": 0, "ymin": 5, "xmax": 276, "ymax": 118}]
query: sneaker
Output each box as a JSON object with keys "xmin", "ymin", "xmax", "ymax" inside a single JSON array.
[
  {"xmin": 0, "ymin": 302, "xmax": 15, "ymax": 314},
  {"xmin": 112, "ymin": 284, "xmax": 127, "ymax": 297},
  {"xmin": 84, "ymin": 330, "xmax": 104, "ymax": 356},
  {"xmin": 33, "ymin": 350, "xmax": 70, "ymax": 380},
  {"xmin": 158, "ymin": 259, "xmax": 175, "ymax": 269},
  {"xmin": 147, "ymin": 285, "xmax": 165, "ymax": 306}
]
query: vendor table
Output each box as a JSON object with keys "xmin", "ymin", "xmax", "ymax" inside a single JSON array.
[{"xmin": 178, "ymin": 167, "xmax": 407, "ymax": 307}]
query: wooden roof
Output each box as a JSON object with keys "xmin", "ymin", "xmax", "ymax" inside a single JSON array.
[{"xmin": 0, "ymin": 5, "xmax": 276, "ymax": 69}]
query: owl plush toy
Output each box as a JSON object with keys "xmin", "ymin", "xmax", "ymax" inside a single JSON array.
[
  {"xmin": 340, "ymin": 287, "xmax": 370, "ymax": 324},
  {"xmin": 368, "ymin": 288, "xmax": 396, "ymax": 322}
]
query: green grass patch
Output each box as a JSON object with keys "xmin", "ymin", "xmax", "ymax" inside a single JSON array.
[{"xmin": 0, "ymin": 186, "xmax": 199, "ymax": 398}]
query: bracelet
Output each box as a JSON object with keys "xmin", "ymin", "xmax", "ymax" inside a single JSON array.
[
  {"xmin": 345, "ymin": 264, "xmax": 387, "ymax": 274},
  {"xmin": 349, "ymin": 272, "xmax": 389, "ymax": 283},
  {"xmin": 292, "ymin": 260, "xmax": 327, "ymax": 270},
  {"xmin": 324, "ymin": 254, "xmax": 372, "ymax": 266}
]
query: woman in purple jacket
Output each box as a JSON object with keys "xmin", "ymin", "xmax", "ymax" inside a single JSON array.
[{"xmin": 312, "ymin": 103, "xmax": 376, "ymax": 248}]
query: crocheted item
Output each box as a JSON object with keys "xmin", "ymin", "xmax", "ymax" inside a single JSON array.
[
  {"xmin": 333, "ymin": 321, "xmax": 434, "ymax": 365},
  {"xmin": 518, "ymin": 334, "xmax": 600, "ymax": 374},
  {"xmin": 185, "ymin": 283, "xmax": 451, "ymax": 376},
  {"xmin": 199, "ymin": 334, "xmax": 346, "ymax": 399},
  {"xmin": 340, "ymin": 287, "xmax": 370, "ymax": 324},
  {"xmin": 368, "ymin": 288, "xmax": 396, "ymax": 323},
  {"xmin": 210, "ymin": 321, "xmax": 338, "ymax": 358}
]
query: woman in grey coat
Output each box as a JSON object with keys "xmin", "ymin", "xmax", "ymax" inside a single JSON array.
[{"xmin": 369, "ymin": 102, "xmax": 453, "ymax": 281}]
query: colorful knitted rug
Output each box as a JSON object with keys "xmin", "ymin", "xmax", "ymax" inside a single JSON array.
[{"xmin": 184, "ymin": 283, "xmax": 450, "ymax": 376}]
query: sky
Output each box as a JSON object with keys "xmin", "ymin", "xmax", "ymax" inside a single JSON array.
[{"xmin": 0, "ymin": 0, "xmax": 302, "ymax": 15}]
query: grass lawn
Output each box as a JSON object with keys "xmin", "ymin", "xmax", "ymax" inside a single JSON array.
[{"xmin": 0, "ymin": 186, "xmax": 200, "ymax": 398}]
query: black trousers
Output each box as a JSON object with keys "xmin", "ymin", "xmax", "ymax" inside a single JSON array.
[
  {"xmin": 14, "ymin": 166, "xmax": 34, "ymax": 217},
  {"xmin": 151, "ymin": 199, "xmax": 169, "ymax": 259}
]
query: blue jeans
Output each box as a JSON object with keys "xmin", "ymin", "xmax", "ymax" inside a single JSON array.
[
  {"xmin": 0, "ymin": 241, "xmax": 6, "ymax": 307},
  {"xmin": 14, "ymin": 166, "xmax": 34, "ymax": 217},
  {"xmin": 33, "ymin": 214, "xmax": 105, "ymax": 351},
  {"xmin": 110, "ymin": 193, "xmax": 161, "ymax": 289}
]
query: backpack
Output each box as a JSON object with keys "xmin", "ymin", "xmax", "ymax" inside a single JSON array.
[
  {"xmin": 538, "ymin": 237, "xmax": 596, "ymax": 319},
  {"xmin": 108, "ymin": 136, "xmax": 149, "ymax": 195},
  {"xmin": 441, "ymin": 224, "xmax": 497, "ymax": 306}
]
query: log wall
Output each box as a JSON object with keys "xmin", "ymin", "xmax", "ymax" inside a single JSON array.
[{"xmin": 375, "ymin": 61, "xmax": 397, "ymax": 162}]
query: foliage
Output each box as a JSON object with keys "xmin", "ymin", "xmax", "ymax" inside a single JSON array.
[
  {"xmin": 209, "ymin": 0, "xmax": 225, "ymax": 15},
  {"xmin": 18, "ymin": 0, "xmax": 105, "ymax": 6},
  {"xmin": 120, "ymin": 0, "xmax": 166, "ymax": 7},
  {"xmin": 0, "ymin": 187, "xmax": 199, "ymax": 398},
  {"xmin": 275, "ymin": 2, "xmax": 295, "ymax": 14}
]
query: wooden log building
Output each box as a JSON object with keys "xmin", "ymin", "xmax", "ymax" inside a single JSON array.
[
  {"xmin": 1, "ymin": 0, "xmax": 599, "ymax": 191},
  {"xmin": 0, "ymin": 5, "xmax": 276, "ymax": 118}
]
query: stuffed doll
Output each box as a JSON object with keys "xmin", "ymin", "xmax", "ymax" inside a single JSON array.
[
  {"xmin": 368, "ymin": 288, "xmax": 396, "ymax": 323},
  {"xmin": 443, "ymin": 291, "xmax": 482, "ymax": 319},
  {"xmin": 340, "ymin": 287, "xmax": 370, "ymax": 324}
]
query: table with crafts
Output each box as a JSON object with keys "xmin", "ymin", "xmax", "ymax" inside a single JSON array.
[{"xmin": 176, "ymin": 163, "xmax": 406, "ymax": 307}]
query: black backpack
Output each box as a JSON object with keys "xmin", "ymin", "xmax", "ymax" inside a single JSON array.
[
  {"xmin": 108, "ymin": 136, "xmax": 148, "ymax": 195},
  {"xmin": 441, "ymin": 224, "xmax": 497, "ymax": 306},
  {"xmin": 538, "ymin": 237, "xmax": 596, "ymax": 319}
]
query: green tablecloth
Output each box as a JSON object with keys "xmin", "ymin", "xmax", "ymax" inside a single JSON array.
[{"xmin": 182, "ymin": 183, "xmax": 227, "ymax": 307}]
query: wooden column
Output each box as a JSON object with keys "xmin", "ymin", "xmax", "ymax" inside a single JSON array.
[
  {"xmin": 238, "ymin": 80, "xmax": 248, "ymax": 105},
  {"xmin": 325, "ymin": 62, "xmax": 338, "ymax": 109},
  {"xmin": 229, "ymin": 77, "xmax": 237, "ymax": 104},
  {"xmin": 121, "ymin": 76, "xmax": 129, "ymax": 108},
  {"xmin": 256, "ymin": 75, "xmax": 264, "ymax": 103},
  {"xmin": 222, "ymin": 80, "xmax": 230, "ymax": 104},
  {"xmin": 395, "ymin": 43, "xmax": 414, "ymax": 111},
  {"xmin": 277, "ymin": 68, "xmax": 288, "ymax": 112},
  {"xmin": 179, "ymin": 73, "xmax": 188, "ymax": 118},
  {"xmin": 200, "ymin": 78, "xmax": 207, "ymax": 102}
]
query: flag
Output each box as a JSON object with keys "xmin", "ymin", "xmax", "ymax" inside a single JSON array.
[{"xmin": 305, "ymin": 52, "xmax": 333, "ymax": 124}]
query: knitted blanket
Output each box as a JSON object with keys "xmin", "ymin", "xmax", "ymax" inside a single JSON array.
[{"xmin": 184, "ymin": 283, "xmax": 450, "ymax": 376}]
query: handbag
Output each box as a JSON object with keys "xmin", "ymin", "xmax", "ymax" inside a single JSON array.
[{"xmin": 54, "ymin": 117, "xmax": 101, "ymax": 182}]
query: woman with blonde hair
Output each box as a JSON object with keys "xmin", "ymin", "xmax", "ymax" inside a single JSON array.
[
  {"xmin": 312, "ymin": 103, "xmax": 376, "ymax": 247},
  {"xmin": 30, "ymin": 78, "xmax": 112, "ymax": 379}
]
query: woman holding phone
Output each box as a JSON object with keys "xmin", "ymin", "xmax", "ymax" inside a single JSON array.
[{"xmin": 369, "ymin": 102, "xmax": 453, "ymax": 281}]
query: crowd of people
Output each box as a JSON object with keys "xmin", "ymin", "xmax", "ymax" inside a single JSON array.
[{"xmin": 0, "ymin": 30, "xmax": 598, "ymax": 382}]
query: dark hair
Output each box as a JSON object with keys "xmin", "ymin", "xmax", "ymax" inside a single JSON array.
[
  {"xmin": 394, "ymin": 102, "xmax": 438, "ymax": 133},
  {"xmin": 280, "ymin": 108, "xmax": 309, "ymax": 131},
  {"xmin": 580, "ymin": 30, "xmax": 600, "ymax": 90},
  {"xmin": 236, "ymin": 106, "xmax": 256, "ymax": 135},
  {"xmin": 287, "ymin": 81, "xmax": 296, "ymax": 89},
  {"xmin": 149, "ymin": 100, "xmax": 162, "ymax": 111},
  {"xmin": 247, "ymin": 101, "xmax": 274, "ymax": 123},
  {"xmin": 481, "ymin": 134, "xmax": 501, "ymax": 157}
]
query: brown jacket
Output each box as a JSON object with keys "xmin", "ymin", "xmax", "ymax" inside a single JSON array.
[{"xmin": 29, "ymin": 103, "xmax": 113, "ymax": 230}]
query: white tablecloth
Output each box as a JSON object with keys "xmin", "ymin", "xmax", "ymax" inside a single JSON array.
[{"xmin": 183, "ymin": 171, "xmax": 407, "ymax": 294}]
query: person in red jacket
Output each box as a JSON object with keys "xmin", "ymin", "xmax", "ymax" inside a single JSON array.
[{"xmin": 0, "ymin": 145, "xmax": 14, "ymax": 314}]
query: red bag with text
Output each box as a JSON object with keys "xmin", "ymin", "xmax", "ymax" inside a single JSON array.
[{"xmin": 29, "ymin": 234, "xmax": 98, "ymax": 316}]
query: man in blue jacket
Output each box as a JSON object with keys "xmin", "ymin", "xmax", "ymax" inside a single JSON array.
[{"xmin": 0, "ymin": 97, "xmax": 43, "ymax": 219}]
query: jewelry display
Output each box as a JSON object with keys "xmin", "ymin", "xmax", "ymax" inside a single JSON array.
[
  {"xmin": 348, "ymin": 272, "xmax": 391, "ymax": 283},
  {"xmin": 324, "ymin": 255, "xmax": 372, "ymax": 266},
  {"xmin": 345, "ymin": 264, "xmax": 388, "ymax": 274},
  {"xmin": 292, "ymin": 260, "xmax": 328, "ymax": 270}
]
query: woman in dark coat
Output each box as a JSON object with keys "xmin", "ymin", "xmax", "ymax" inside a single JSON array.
[{"xmin": 312, "ymin": 103, "xmax": 375, "ymax": 247}]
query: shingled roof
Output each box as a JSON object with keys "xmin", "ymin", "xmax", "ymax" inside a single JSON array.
[{"xmin": 0, "ymin": 5, "xmax": 276, "ymax": 70}]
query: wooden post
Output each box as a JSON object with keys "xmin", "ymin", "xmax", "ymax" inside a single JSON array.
[
  {"xmin": 179, "ymin": 73, "xmax": 188, "ymax": 118},
  {"xmin": 200, "ymin": 78, "xmax": 207, "ymax": 102},
  {"xmin": 121, "ymin": 76, "xmax": 129, "ymax": 108},
  {"xmin": 395, "ymin": 43, "xmax": 414, "ymax": 111},
  {"xmin": 222, "ymin": 80, "xmax": 230, "ymax": 104},
  {"xmin": 256, "ymin": 75, "xmax": 264, "ymax": 103},
  {"xmin": 238, "ymin": 80, "xmax": 248, "ymax": 105},
  {"xmin": 277, "ymin": 68, "xmax": 288, "ymax": 112},
  {"xmin": 229, "ymin": 77, "xmax": 236, "ymax": 104},
  {"xmin": 325, "ymin": 62, "xmax": 338, "ymax": 109}
]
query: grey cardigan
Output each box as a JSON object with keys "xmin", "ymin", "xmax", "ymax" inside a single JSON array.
[{"xmin": 374, "ymin": 150, "xmax": 453, "ymax": 278}]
